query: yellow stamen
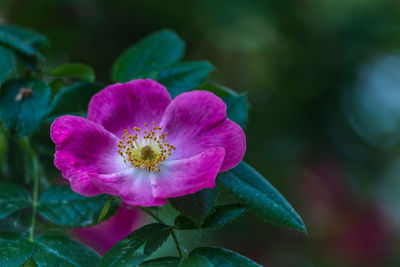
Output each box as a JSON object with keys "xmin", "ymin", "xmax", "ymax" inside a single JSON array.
[{"xmin": 117, "ymin": 122, "xmax": 174, "ymax": 172}]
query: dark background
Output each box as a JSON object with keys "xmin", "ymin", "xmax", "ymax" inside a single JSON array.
[{"xmin": 2, "ymin": 0, "xmax": 400, "ymax": 266}]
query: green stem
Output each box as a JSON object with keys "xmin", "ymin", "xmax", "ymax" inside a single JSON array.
[
  {"xmin": 141, "ymin": 207, "xmax": 184, "ymax": 258},
  {"xmin": 29, "ymin": 155, "xmax": 39, "ymax": 242},
  {"xmin": 19, "ymin": 138, "xmax": 40, "ymax": 242},
  {"xmin": 170, "ymin": 229, "xmax": 184, "ymax": 258}
]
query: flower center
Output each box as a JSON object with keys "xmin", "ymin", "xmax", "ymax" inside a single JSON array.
[
  {"xmin": 117, "ymin": 122, "xmax": 175, "ymax": 172},
  {"xmin": 140, "ymin": 145, "xmax": 155, "ymax": 160}
]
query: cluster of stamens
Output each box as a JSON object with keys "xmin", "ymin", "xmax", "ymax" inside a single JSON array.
[{"xmin": 117, "ymin": 122, "xmax": 175, "ymax": 172}]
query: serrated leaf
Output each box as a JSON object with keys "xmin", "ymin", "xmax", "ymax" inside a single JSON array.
[
  {"xmin": 218, "ymin": 162, "xmax": 306, "ymax": 233},
  {"xmin": 100, "ymin": 223, "xmax": 172, "ymax": 267},
  {"xmin": 0, "ymin": 25, "xmax": 48, "ymax": 58},
  {"xmin": 45, "ymin": 81, "xmax": 104, "ymax": 119},
  {"xmin": 179, "ymin": 255, "xmax": 212, "ymax": 267},
  {"xmin": 49, "ymin": 63, "xmax": 95, "ymax": 82},
  {"xmin": 199, "ymin": 82, "xmax": 248, "ymax": 128},
  {"xmin": 0, "ymin": 79, "xmax": 51, "ymax": 135},
  {"xmin": 169, "ymin": 187, "xmax": 218, "ymax": 226},
  {"xmin": 112, "ymin": 29, "xmax": 185, "ymax": 82},
  {"xmin": 140, "ymin": 257, "xmax": 181, "ymax": 267},
  {"xmin": 0, "ymin": 208, "xmax": 31, "ymax": 234},
  {"xmin": 33, "ymin": 234, "xmax": 99, "ymax": 267},
  {"xmin": 0, "ymin": 45, "xmax": 14, "ymax": 86},
  {"xmin": 174, "ymin": 215, "xmax": 197, "ymax": 230},
  {"xmin": 157, "ymin": 61, "xmax": 214, "ymax": 97},
  {"xmin": 0, "ymin": 233, "xmax": 34, "ymax": 267},
  {"xmin": 175, "ymin": 204, "xmax": 246, "ymax": 230},
  {"xmin": 202, "ymin": 204, "xmax": 246, "ymax": 229},
  {"xmin": 0, "ymin": 183, "xmax": 31, "ymax": 219},
  {"xmin": 190, "ymin": 246, "xmax": 261, "ymax": 267},
  {"xmin": 37, "ymin": 185, "xmax": 117, "ymax": 227}
]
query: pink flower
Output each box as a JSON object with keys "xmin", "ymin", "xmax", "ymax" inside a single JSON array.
[
  {"xmin": 72, "ymin": 204, "xmax": 145, "ymax": 255},
  {"xmin": 50, "ymin": 79, "xmax": 246, "ymax": 206}
]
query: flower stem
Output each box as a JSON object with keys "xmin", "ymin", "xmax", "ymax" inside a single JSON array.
[
  {"xmin": 141, "ymin": 207, "xmax": 184, "ymax": 258},
  {"xmin": 29, "ymin": 155, "xmax": 39, "ymax": 242},
  {"xmin": 170, "ymin": 229, "xmax": 184, "ymax": 258},
  {"xmin": 19, "ymin": 138, "xmax": 40, "ymax": 242}
]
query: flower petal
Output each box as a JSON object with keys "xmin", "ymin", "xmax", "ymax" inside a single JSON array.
[
  {"xmin": 69, "ymin": 174, "xmax": 101, "ymax": 196},
  {"xmin": 161, "ymin": 91, "xmax": 246, "ymax": 172},
  {"xmin": 51, "ymin": 115, "xmax": 124, "ymax": 196},
  {"xmin": 87, "ymin": 79, "xmax": 171, "ymax": 137},
  {"xmin": 152, "ymin": 147, "xmax": 225, "ymax": 199},
  {"xmin": 90, "ymin": 169, "xmax": 167, "ymax": 207},
  {"xmin": 72, "ymin": 204, "xmax": 144, "ymax": 256}
]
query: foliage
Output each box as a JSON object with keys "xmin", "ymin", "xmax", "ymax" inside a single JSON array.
[
  {"xmin": 99, "ymin": 223, "xmax": 173, "ymax": 266},
  {"xmin": 218, "ymin": 162, "xmax": 306, "ymax": 232},
  {"xmin": 49, "ymin": 63, "xmax": 96, "ymax": 82},
  {"xmin": 37, "ymin": 186, "xmax": 119, "ymax": 227},
  {"xmin": 169, "ymin": 187, "xmax": 218, "ymax": 226},
  {"xmin": 45, "ymin": 81, "xmax": 104, "ymax": 120},
  {"xmin": 174, "ymin": 203, "xmax": 246, "ymax": 230},
  {"xmin": 0, "ymin": 79, "xmax": 51, "ymax": 135},
  {"xmin": 111, "ymin": 29, "xmax": 185, "ymax": 82},
  {"xmin": 0, "ymin": 183, "xmax": 31, "ymax": 219},
  {"xmin": 0, "ymin": 24, "xmax": 305, "ymax": 266}
]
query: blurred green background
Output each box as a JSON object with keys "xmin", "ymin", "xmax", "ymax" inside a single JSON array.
[{"xmin": 2, "ymin": 0, "xmax": 400, "ymax": 266}]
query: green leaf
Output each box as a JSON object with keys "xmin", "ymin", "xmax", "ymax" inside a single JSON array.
[
  {"xmin": 175, "ymin": 204, "xmax": 246, "ymax": 230},
  {"xmin": 140, "ymin": 257, "xmax": 181, "ymax": 267},
  {"xmin": 100, "ymin": 223, "xmax": 172, "ymax": 267},
  {"xmin": 0, "ymin": 25, "xmax": 48, "ymax": 58},
  {"xmin": 0, "ymin": 45, "xmax": 14, "ymax": 86},
  {"xmin": 189, "ymin": 247, "xmax": 261, "ymax": 267},
  {"xmin": 0, "ymin": 79, "xmax": 51, "ymax": 135},
  {"xmin": 173, "ymin": 215, "xmax": 197, "ymax": 230},
  {"xmin": 218, "ymin": 162, "xmax": 306, "ymax": 233},
  {"xmin": 0, "ymin": 233, "xmax": 34, "ymax": 267},
  {"xmin": 45, "ymin": 81, "xmax": 104, "ymax": 119},
  {"xmin": 98, "ymin": 196, "xmax": 112, "ymax": 224},
  {"xmin": 49, "ymin": 63, "xmax": 96, "ymax": 82},
  {"xmin": 202, "ymin": 204, "xmax": 246, "ymax": 229},
  {"xmin": 179, "ymin": 255, "xmax": 212, "ymax": 267},
  {"xmin": 112, "ymin": 29, "xmax": 185, "ymax": 82},
  {"xmin": 169, "ymin": 187, "xmax": 218, "ymax": 226},
  {"xmin": 198, "ymin": 82, "xmax": 238, "ymax": 98},
  {"xmin": 33, "ymin": 234, "xmax": 99, "ymax": 267},
  {"xmin": 0, "ymin": 183, "xmax": 31, "ymax": 219},
  {"xmin": 49, "ymin": 78, "xmax": 65, "ymax": 95},
  {"xmin": 199, "ymin": 82, "xmax": 248, "ymax": 128},
  {"xmin": 37, "ymin": 185, "xmax": 117, "ymax": 227},
  {"xmin": 22, "ymin": 258, "xmax": 36, "ymax": 267},
  {"xmin": 224, "ymin": 93, "xmax": 247, "ymax": 129},
  {"xmin": 157, "ymin": 61, "xmax": 214, "ymax": 97},
  {"xmin": 0, "ymin": 212, "xmax": 30, "ymax": 234},
  {"xmin": 0, "ymin": 25, "xmax": 48, "ymax": 47}
]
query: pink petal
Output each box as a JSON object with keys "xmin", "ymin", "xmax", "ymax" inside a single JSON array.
[
  {"xmin": 152, "ymin": 147, "xmax": 225, "ymax": 199},
  {"xmin": 161, "ymin": 91, "xmax": 246, "ymax": 172},
  {"xmin": 72, "ymin": 204, "xmax": 145, "ymax": 256},
  {"xmin": 87, "ymin": 79, "xmax": 171, "ymax": 137},
  {"xmin": 50, "ymin": 115, "xmax": 124, "ymax": 196},
  {"xmin": 90, "ymin": 169, "xmax": 167, "ymax": 207}
]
